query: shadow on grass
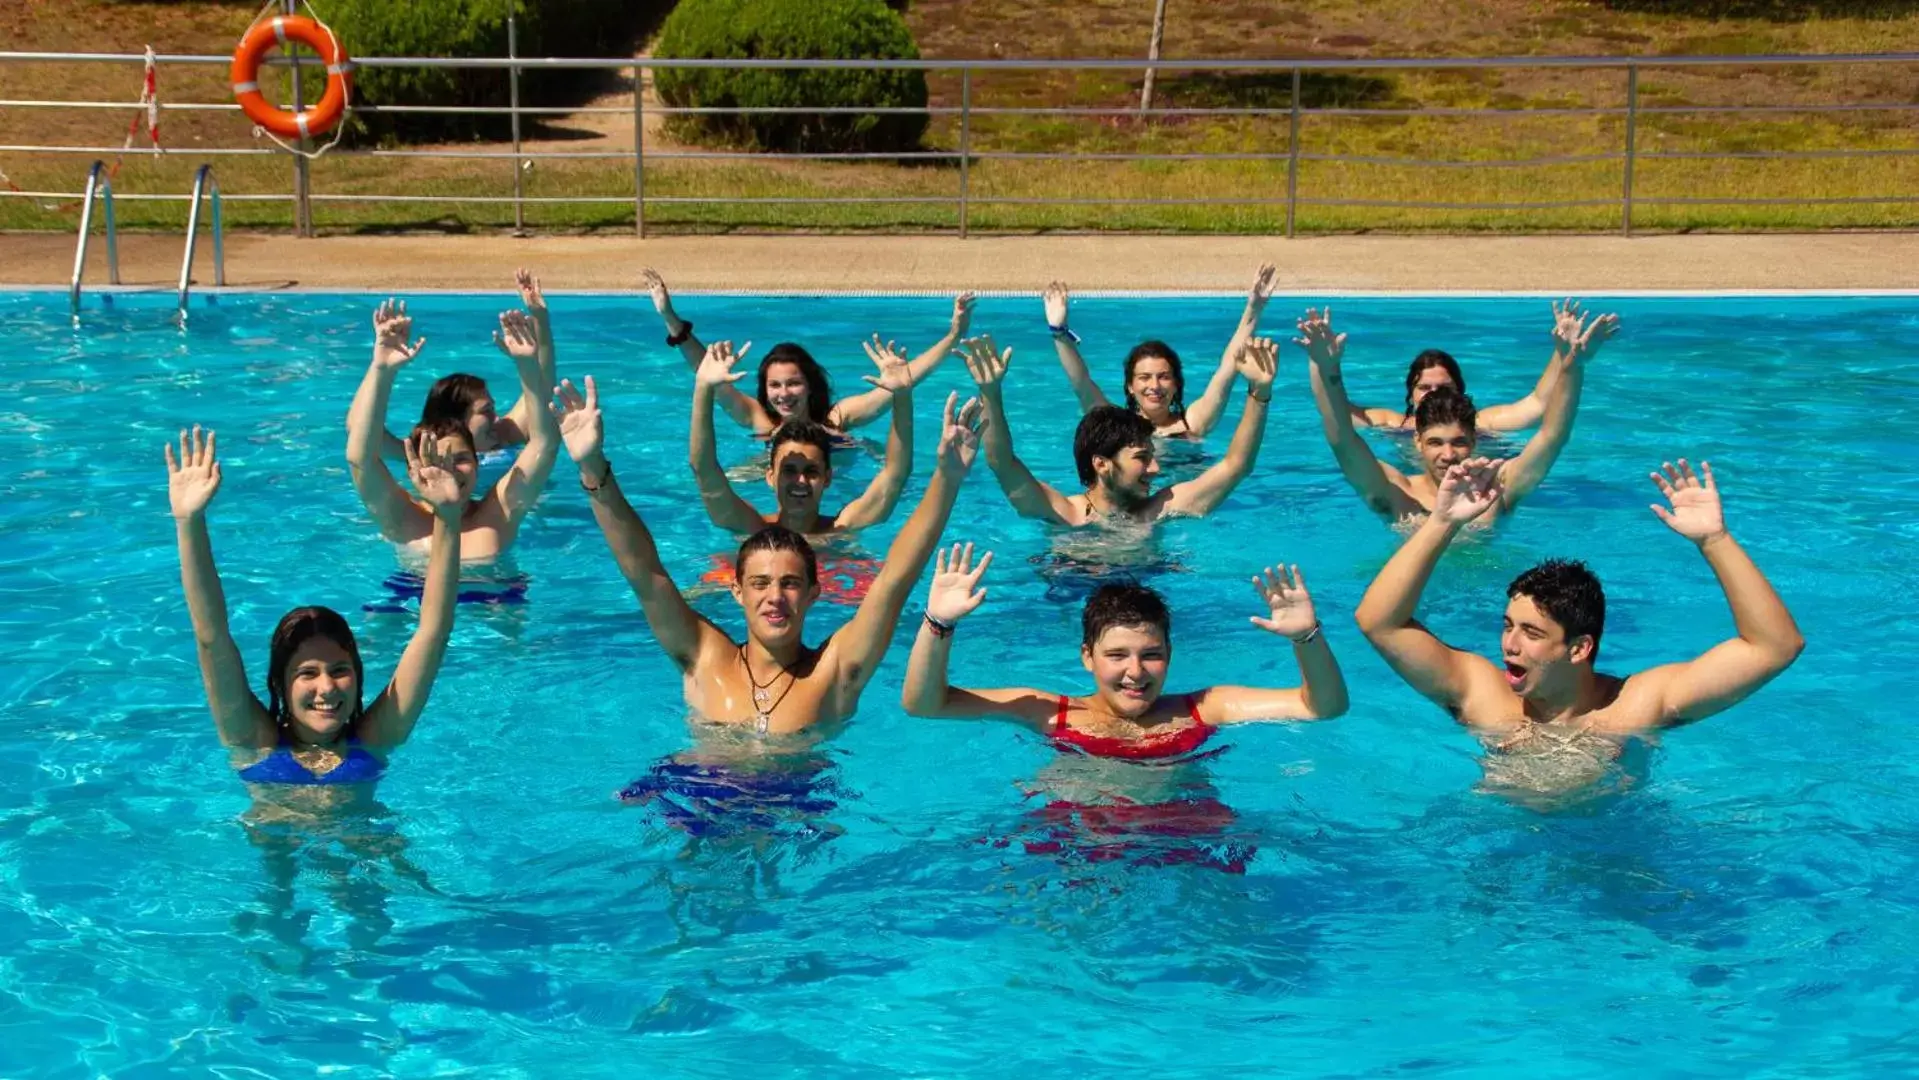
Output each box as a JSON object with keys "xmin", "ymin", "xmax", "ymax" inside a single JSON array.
[
  {"xmin": 1594, "ymin": 0, "xmax": 1919, "ymax": 17},
  {"xmin": 1149, "ymin": 70, "xmax": 1397, "ymax": 111}
]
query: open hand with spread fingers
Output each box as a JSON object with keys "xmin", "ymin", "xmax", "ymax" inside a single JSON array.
[
  {"xmin": 956, "ymin": 335, "xmax": 1012, "ymax": 390},
  {"xmin": 950, "ymin": 292, "xmax": 977, "ymax": 337},
  {"xmin": 936, "ymin": 391, "xmax": 986, "ymax": 473},
  {"xmin": 372, "ymin": 298, "xmax": 426, "ymax": 370},
  {"xmin": 493, "ymin": 308, "xmax": 541, "ymax": 362},
  {"xmin": 551, "ymin": 376, "xmax": 605, "ymax": 463},
  {"xmin": 1433, "ymin": 456, "xmax": 1507, "ymax": 525},
  {"xmin": 1042, "ymin": 281, "xmax": 1070, "ymax": 330},
  {"xmin": 925, "ymin": 542, "xmax": 994, "ymax": 625},
  {"xmin": 1249, "ymin": 563, "xmax": 1318, "ymax": 639},
  {"xmin": 1236, "ymin": 336, "xmax": 1279, "ymax": 396},
  {"xmin": 514, "ymin": 268, "xmax": 546, "ymax": 314},
  {"xmin": 1650, "ymin": 458, "xmax": 1725, "ymax": 544},
  {"xmin": 1293, "ymin": 307, "xmax": 1345, "ymax": 368},
  {"xmin": 165, "ymin": 425, "xmax": 222, "ymax": 520},
  {"xmin": 407, "ymin": 431, "xmax": 471, "ymax": 518},
  {"xmin": 861, "ymin": 335, "xmax": 913, "ymax": 394},
  {"xmin": 1554, "ymin": 308, "xmax": 1621, "ymax": 364},
  {"xmin": 1248, "ymin": 262, "xmax": 1278, "ymax": 309},
  {"xmin": 696, "ymin": 340, "xmax": 752, "ymax": 389}
]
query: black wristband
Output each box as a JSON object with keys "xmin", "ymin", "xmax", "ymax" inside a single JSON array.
[
  {"xmin": 666, "ymin": 320, "xmax": 694, "ymax": 347},
  {"xmin": 1289, "ymin": 621, "xmax": 1322, "ymax": 645},
  {"xmin": 1249, "ymin": 388, "xmax": 1272, "ymax": 404},
  {"xmin": 1048, "ymin": 324, "xmax": 1081, "ymax": 345},
  {"xmin": 923, "ymin": 611, "xmax": 955, "ymax": 639},
  {"xmin": 581, "ymin": 458, "xmax": 613, "ymax": 493}
]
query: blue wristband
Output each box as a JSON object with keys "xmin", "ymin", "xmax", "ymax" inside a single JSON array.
[{"xmin": 1049, "ymin": 324, "xmax": 1081, "ymax": 344}]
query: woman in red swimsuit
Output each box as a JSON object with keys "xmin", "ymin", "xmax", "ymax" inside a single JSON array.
[{"xmin": 900, "ymin": 544, "xmax": 1349, "ymax": 757}]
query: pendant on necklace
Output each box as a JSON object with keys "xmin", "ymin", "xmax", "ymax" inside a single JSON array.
[
  {"xmin": 752, "ymin": 686, "xmax": 771, "ymax": 706},
  {"xmin": 754, "ymin": 710, "xmax": 771, "ymax": 736}
]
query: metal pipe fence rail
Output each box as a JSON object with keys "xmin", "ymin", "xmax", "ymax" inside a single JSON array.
[{"xmin": 4, "ymin": 50, "xmax": 1919, "ymax": 238}]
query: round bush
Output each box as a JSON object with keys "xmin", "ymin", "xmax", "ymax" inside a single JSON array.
[{"xmin": 654, "ymin": 0, "xmax": 928, "ymax": 154}]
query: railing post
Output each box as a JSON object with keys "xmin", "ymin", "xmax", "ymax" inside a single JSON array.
[
  {"xmin": 1286, "ymin": 66, "xmax": 1301, "ymax": 238},
  {"xmin": 958, "ymin": 67, "xmax": 972, "ymax": 239},
  {"xmin": 634, "ymin": 60, "xmax": 646, "ymax": 238},
  {"xmin": 1622, "ymin": 63, "xmax": 1637, "ymax": 237},
  {"xmin": 286, "ymin": 0, "xmax": 312, "ymax": 237},
  {"xmin": 507, "ymin": 0, "xmax": 525, "ymax": 235}
]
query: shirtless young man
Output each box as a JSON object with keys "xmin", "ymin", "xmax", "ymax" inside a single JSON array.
[
  {"xmin": 346, "ymin": 299, "xmax": 562, "ymax": 560},
  {"xmin": 556, "ymin": 375, "xmax": 985, "ymax": 734},
  {"xmin": 1042, "ymin": 263, "xmax": 1278, "ymax": 441},
  {"xmin": 963, "ymin": 334, "xmax": 1278, "ymax": 529},
  {"xmin": 1343, "ymin": 300, "xmax": 1595, "ymax": 433},
  {"xmin": 1354, "ymin": 458, "xmax": 1803, "ymax": 794},
  {"xmin": 643, "ymin": 267, "xmax": 973, "ymax": 439},
  {"xmin": 689, "ymin": 338, "xmax": 914, "ymax": 536},
  {"xmin": 1295, "ymin": 305, "xmax": 1617, "ymax": 524}
]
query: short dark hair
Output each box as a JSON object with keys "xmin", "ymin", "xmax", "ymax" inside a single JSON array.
[
  {"xmin": 758, "ymin": 343, "xmax": 833, "ymax": 425},
  {"xmin": 266, "ymin": 606, "xmax": 364, "ymax": 730},
  {"xmin": 1404, "ymin": 349, "xmax": 1465, "ymax": 411},
  {"xmin": 737, "ymin": 525, "xmax": 819, "ymax": 586},
  {"xmin": 1073, "ymin": 405, "xmax": 1156, "ymax": 487},
  {"xmin": 421, "ymin": 373, "xmax": 490, "ymax": 425},
  {"xmin": 768, "ymin": 418, "xmax": 835, "ymax": 464},
  {"xmin": 409, "ymin": 416, "xmax": 478, "ymax": 458},
  {"xmin": 1082, "ymin": 581, "xmax": 1172, "ymax": 648},
  {"xmin": 1413, "ymin": 385, "xmax": 1478, "ymax": 437},
  {"xmin": 1123, "ymin": 340, "xmax": 1186, "ymax": 420},
  {"xmin": 1508, "ymin": 559, "xmax": 1606, "ymax": 660}
]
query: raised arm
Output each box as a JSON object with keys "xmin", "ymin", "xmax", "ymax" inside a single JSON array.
[
  {"xmin": 557, "ymin": 376, "xmax": 729, "ymax": 672},
  {"xmin": 1354, "ymin": 462, "xmax": 1507, "ymax": 710},
  {"xmin": 644, "ymin": 266, "xmax": 770, "ymax": 433},
  {"xmin": 1296, "ymin": 308, "xmax": 1409, "ymax": 517},
  {"xmin": 346, "ymin": 299, "xmax": 431, "ymax": 541},
  {"xmin": 357, "ymin": 435, "xmax": 469, "ymax": 751},
  {"xmin": 1199, "ymin": 563, "xmax": 1348, "ymax": 722},
  {"xmin": 1042, "ymin": 281, "xmax": 1111, "ymax": 414},
  {"xmin": 1165, "ymin": 336, "xmax": 1276, "ymax": 517},
  {"xmin": 830, "ymin": 393, "xmax": 984, "ymax": 700},
  {"xmin": 829, "ymin": 293, "xmax": 974, "ymax": 430},
  {"xmin": 488, "ymin": 309, "xmax": 564, "ymax": 531},
  {"xmin": 901, "ymin": 542, "xmax": 1055, "ymax": 725},
  {"xmin": 1183, "ymin": 262, "xmax": 1276, "ymax": 437},
  {"xmin": 494, "ymin": 269, "xmax": 559, "ymax": 445},
  {"xmin": 167, "ymin": 426, "xmax": 274, "ymax": 749},
  {"xmin": 687, "ymin": 341, "xmax": 770, "ymax": 534},
  {"xmin": 1635, "ymin": 460, "xmax": 1804, "ymax": 727},
  {"xmin": 835, "ymin": 338, "xmax": 916, "ymax": 530},
  {"xmin": 1497, "ymin": 308, "xmax": 1616, "ymax": 509},
  {"xmin": 961, "ymin": 335, "xmax": 1081, "ymax": 525}
]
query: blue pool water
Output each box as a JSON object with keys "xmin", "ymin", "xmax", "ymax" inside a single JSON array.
[{"xmin": 3, "ymin": 286, "xmax": 1918, "ymax": 1076}]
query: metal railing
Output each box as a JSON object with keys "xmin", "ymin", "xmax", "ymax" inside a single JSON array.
[
  {"xmin": 67, "ymin": 160, "xmax": 119, "ymax": 313},
  {"xmin": 6, "ymin": 48, "xmax": 1919, "ymax": 237},
  {"xmin": 177, "ymin": 163, "xmax": 224, "ymax": 319}
]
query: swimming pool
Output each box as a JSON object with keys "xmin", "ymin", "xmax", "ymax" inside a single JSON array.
[{"xmin": 4, "ymin": 286, "xmax": 1917, "ymax": 1076}]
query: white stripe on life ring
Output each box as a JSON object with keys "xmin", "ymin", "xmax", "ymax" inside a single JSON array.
[
  {"xmin": 296, "ymin": 112, "xmax": 311, "ymax": 139},
  {"xmin": 233, "ymin": 81, "xmax": 260, "ymax": 94},
  {"xmin": 272, "ymin": 17, "xmax": 287, "ymax": 43},
  {"xmin": 326, "ymin": 63, "xmax": 352, "ymax": 75}
]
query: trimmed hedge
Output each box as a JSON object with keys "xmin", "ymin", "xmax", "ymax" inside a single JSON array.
[
  {"xmin": 654, "ymin": 0, "xmax": 928, "ymax": 154},
  {"xmin": 322, "ymin": 0, "xmax": 659, "ymax": 142}
]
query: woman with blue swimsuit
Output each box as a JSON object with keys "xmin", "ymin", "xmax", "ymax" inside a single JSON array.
[{"xmin": 168, "ymin": 425, "xmax": 465, "ymax": 787}]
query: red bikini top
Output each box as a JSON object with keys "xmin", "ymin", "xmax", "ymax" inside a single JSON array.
[{"xmin": 1050, "ymin": 694, "xmax": 1216, "ymax": 760}]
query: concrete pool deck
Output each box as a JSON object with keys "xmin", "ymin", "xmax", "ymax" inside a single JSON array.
[{"xmin": 6, "ymin": 231, "xmax": 1919, "ymax": 293}]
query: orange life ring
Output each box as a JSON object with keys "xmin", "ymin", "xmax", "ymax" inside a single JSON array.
[{"xmin": 230, "ymin": 16, "xmax": 352, "ymax": 140}]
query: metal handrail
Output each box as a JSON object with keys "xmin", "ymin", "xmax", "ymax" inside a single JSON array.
[
  {"xmin": 68, "ymin": 160, "xmax": 119, "ymax": 314},
  {"xmin": 177, "ymin": 163, "xmax": 225, "ymax": 319}
]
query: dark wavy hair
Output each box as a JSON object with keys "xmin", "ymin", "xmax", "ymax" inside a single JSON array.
[
  {"xmin": 421, "ymin": 373, "xmax": 491, "ymax": 426},
  {"xmin": 265, "ymin": 606, "xmax": 365, "ymax": 731},
  {"xmin": 1413, "ymin": 386, "xmax": 1478, "ymax": 437},
  {"xmin": 758, "ymin": 343, "xmax": 834, "ymax": 426},
  {"xmin": 1122, "ymin": 340, "xmax": 1186, "ymax": 420},
  {"xmin": 1082, "ymin": 581, "xmax": 1172, "ymax": 648},
  {"xmin": 409, "ymin": 415, "xmax": 478, "ymax": 460},
  {"xmin": 737, "ymin": 525, "xmax": 819, "ymax": 586},
  {"xmin": 1404, "ymin": 349, "xmax": 1466, "ymax": 412},
  {"xmin": 1508, "ymin": 559, "xmax": 1606, "ymax": 661},
  {"xmin": 768, "ymin": 418, "xmax": 835, "ymax": 465},
  {"xmin": 1072, "ymin": 406, "xmax": 1156, "ymax": 487}
]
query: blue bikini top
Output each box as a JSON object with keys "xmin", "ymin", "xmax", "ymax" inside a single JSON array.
[{"xmin": 238, "ymin": 739, "xmax": 386, "ymax": 786}]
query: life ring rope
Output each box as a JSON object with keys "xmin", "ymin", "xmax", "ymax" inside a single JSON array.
[{"xmin": 231, "ymin": 0, "xmax": 352, "ymax": 159}]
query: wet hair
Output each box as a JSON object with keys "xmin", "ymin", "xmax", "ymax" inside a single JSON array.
[
  {"xmin": 1508, "ymin": 559, "xmax": 1606, "ymax": 661},
  {"xmin": 1073, "ymin": 406, "xmax": 1156, "ymax": 487},
  {"xmin": 265, "ymin": 606, "xmax": 365, "ymax": 731},
  {"xmin": 1404, "ymin": 349, "xmax": 1466, "ymax": 411},
  {"xmin": 1122, "ymin": 340, "xmax": 1186, "ymax": 420},
  {"xmin": 1413, "ymin": 386, "xmax": 1478, "ymax": 437},
  {"xmin": 1082, "ymin": 581, "xmax": 1172, "ymax": 648},
  {"xmin": 768, "ymin": 418, "xmax": 835, "ymax": 466},
  {"xmin": 758, "ymin": 343, "xmax": 834, "ymax": 425},
  {"xmin": 421, "ymin": 373, "xmax": 491, "ymax": 426},
  {"xmin": 409, "ymin": 415, "xmax": 478, "ymax": 458},
  {"xmin": 737, "ymin": 525, "xmax": 819, "ymax": 586}
]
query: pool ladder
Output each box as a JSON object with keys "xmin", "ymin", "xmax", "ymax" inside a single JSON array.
[{"xmin": 68, "ymin": 161, "xmax": 226, "ymax": 320}]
